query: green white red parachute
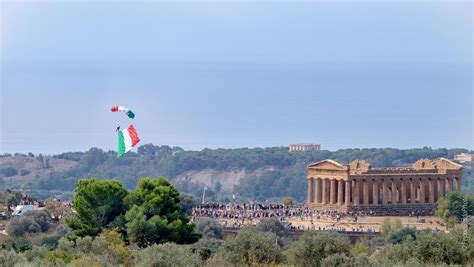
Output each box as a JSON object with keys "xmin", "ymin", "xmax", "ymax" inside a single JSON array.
[
  {"xmin": 110, "ymin": 105, "xmax": 140, "ymax": 157},
  {"xmin": 111, "ymin": 105, "xmax": 135, "ymax": 119},
  {"xmin": 117, "ymin": 125, "xmax": 140, "ymax": 157}
]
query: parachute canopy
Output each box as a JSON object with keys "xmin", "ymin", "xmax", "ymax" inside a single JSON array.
[
  {"xmin": 117, "ymin": 125, "xmax": 140, "ymax": 157},
  {"xmin": 111, "ymin": 106, "xmax": 135, "ymax": 119}
]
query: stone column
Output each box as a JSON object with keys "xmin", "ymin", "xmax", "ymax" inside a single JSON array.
[
  {"xmin": 401, "ymin": 179, "xmax": 407, "ymax": 204},
  {"xmin": 410, "ymin": 179, "xmax": 416, "ymax": 204},
  {"xmin": 314, "ymin": 178, "xmax": 321, "ymax": 204},
  {"xmin": 330, "ymin": 179, "xmax": 337, "ymax": 204},
  {"xmin": 345, "ymin": 180, "xmax": 351, "ymax": 206},
  {"xmin": 353, "ymin": 180, "xmax": 359, "ymax": 205},
  {"xmin": 338, "ymin": 180, "xmax": 344, "ymax": 205},
  {"xmin": 447, "ymin": 177, "xmax": 453, "ymax": 193},
  {"xmin": 419, "ymin": 178, "xmax": 425, "ymax": 204},
  {"xmin": 372, "ymin": 180, "xmax": 379, "ymax": 205},
  {"xmin": 382, "ymin": 179, "xmax": 388, "ymax": 205},
  {"xmin": 391, "ymin": 179, "xmax": 397, "ymax": 204},
  {"xmin": 308, "ymin": 177, "xmax": 314, "ymax": 204},
  {"xmin": 322, "ymin": 179, "xmax": 327, "ymax": 204},
  {"xmin": 437, "ymin": 177, "xmax": 445, "ymax": 199},
  {"xmin": 456, "ymin": 177, "xmax": 461, "ymax": 191},
  {"xmin": 429, "ymin": 178, "xmax": 435, "ymax": 204},
  {"xmin": 363, "ymin": 180, "xmax": 369, "ymax": 205}
]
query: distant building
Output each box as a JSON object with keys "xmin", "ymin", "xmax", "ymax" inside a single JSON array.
[
  {"xmin": 307, "ymin": 158, "xmax": 463, "ymax": 215},
  {"xmin": 289, "ymin": 143, "xmax": 321, "ymax": 152},
  {"xmin": 454, "ymin": 153, "xmax": 474, "ymax": 163}
]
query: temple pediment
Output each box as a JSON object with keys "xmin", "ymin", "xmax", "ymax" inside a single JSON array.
[
  {"xmin": 412, "ymin": 158, "xmax": 463, "ymax": 170},
  {"xmin": 431, "ymin": 158, "xmax": 463, "ymax": 170},
  {"xmin": 308, "ymin": 159, "xmax": 348, "ymax": 171},
  {"xmin": 349, "ymin": 160, "xmax": 371, "ymax": 173}
]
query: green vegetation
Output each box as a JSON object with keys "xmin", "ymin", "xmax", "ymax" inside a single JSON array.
[
  {"xmin": 195, "ymin": 218, "xmax": 224, "ymax": 239},
  {"xmin": 282, "ymin": 196, "xmax": 295, "ymax": 206},
  {"xmin": 124, "ymin": 177, "xmax": 200, "ymax": 247},
  {"xmin": 1, "ymin": 218, "xmax": 474, "ymax": 266},
  {"xmin": 285, "ymin": 231, "xmax": 352, "ymax": 266},
  {"xmin": 67, "ymin": 179, "xmax": 128, "ymax": 238},
  {"xmin": 7, "ymin": 211, "xmax": 52, "ymax": 237},
  {"xmin": 215, "ymin": 227, "xmax": 284, "ymax": 265},
  {"xmin": 0, "ymin": 166, "xmax": 18, "ymax": 177},
  {"xmin": 256, "ymin": 217, "xmax": 289, "ymax": 238},
  {"xmin": 2, "ymin": 146, "xmax": 473, "ymax": 202}
]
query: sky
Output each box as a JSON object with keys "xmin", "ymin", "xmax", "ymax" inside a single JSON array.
[{"xmin": 0, "ymin": 0, "xmax": 472, "ymax": 154}]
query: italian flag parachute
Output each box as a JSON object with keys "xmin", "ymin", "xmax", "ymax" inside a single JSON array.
[
  {"xmin": 117, "ymin": 125, "xmax": 140, "ymax": 157},
  {"xmin": 111, "ymin": 106, "xmax": 135, "ymax": 119}
]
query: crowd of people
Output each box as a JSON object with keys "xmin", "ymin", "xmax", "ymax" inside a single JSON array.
[
  {"xmin": 192, "ymin": 203, "xmax": 313, "ymax": 220},
  {"xmin": 192, "ymin": 203, "xmax": 438, "ymax": 233},
  {"xmin": 192, "ymin": 203, "xmax": 385, "ymax": 232}
]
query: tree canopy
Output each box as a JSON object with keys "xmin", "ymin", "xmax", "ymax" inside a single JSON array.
[
  {"xmin": 124, "ymin": 177, "xmax": 200, "ymax": 247},
  {"xmin": 67, "ymin": 179, "xmax": 128, "ymax": 237}
]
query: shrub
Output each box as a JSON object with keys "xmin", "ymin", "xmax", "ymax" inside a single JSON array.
[
  {"xmin": 0, "ymin": 249, "xmax": 28, "ymax": 266},
  {"xmin": 257, "ymin": 217, "xmax": 288, "ymax": 238},
  {"xmin": 19, "ymin": 169, "xmax": 31, "ymax": 176},
  {"xmin": 6, "ymin": 210, "xmax": 52, "ymax": 237},
  {"xmin": 282, "ymin": 196, "xmax": 295, "ymax": 205},
  {"xmin": 195, "ymin": 218, "xmax": 224, "ymax": 240},
  {"xmin": 23, "ymin": 245, "xmax": 49, "ymax": 261},
  {"xmin": 3, "ymin": 237, "xmax": 32, "ymax": 252},
  {"xmin": 194, "ymin": 238, "xmax": 223, "ymax": 261},
  {"xmin": 387, "ymin": 227, "xmax": 417, "ymax": 244},
  {"xmin": 55, "ymin": 229, "xmax": 132, "ymax": 266},
  {"xmin": 215, "ymin": 227, "xmax": 283, "ymax": 265},
  {"xmin": 321, "ymin": 253, "xmax": 371, "ymax": 267},
  {"xmin": 1, "ymin": 166, "xmax": 18, "ymax": 177},
  {"xmin": 40, "ymin": 236, "xmax": 62, "ymax": 250},
  {"xmin": 133, "ymin": 242, "xmax": 201, "ymax": 267},
  {"xmin": 286, "ymin": 231, "xmax": 351, "ymax": 267}
]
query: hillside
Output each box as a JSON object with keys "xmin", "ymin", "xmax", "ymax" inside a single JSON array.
[
  {"xmin": 0, "ymin": 155, "xmax": 77, "ymax": 182},
  {"xmin": 0, "ymin": 145, "xmax": 472, "ymax": 201}
]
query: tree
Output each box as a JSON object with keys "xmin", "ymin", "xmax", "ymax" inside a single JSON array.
[
  {"xmin": 45, "ymin": 199, "xmax": 74, "ymax": 223},
  {"xmin": 257, "ymin": 218, "xmax": 288, "ymax": 238},
  {"xmin": 414, "ymin": 229, "xmax": 467, "ymax": 265},
  {"xmin": 195, "ymin": 218, "xmax": 224, "ymax": 239},
  {"xmin": 380, "ymin": 218, "xmax": 403, "ymax": 237},
  {"xmin": 216, "ymin": 227, "xmax": 283, "ymax": 265},
  {"xmin": 282, "ymin": 196, "xmax": 295, "ymax": 206},
  {"xmin": 214, "ymin": 182, "xmax": 222, "ymax": 201},
  {"xmin": 4, "ymin": 190, "xmax": 22, "ymax": 212},
  {"xmin": 1, "ymin": 166, "xmax": 18, "ymax": 177},
  {"xmin": 436, "ymin": 197, "xmax": 455, "ymax": 229},
  {"xmin": 179, "ymin": 193, "xmax": 197, "ymax": 215},
  {"xmin": 445, "ymin": 191, "xmax": 474, "ymax": 221},
  {"xmin": 55, "ymin": 229, "xmax": 132, "ymax": 266},
  {"xmin": 124, "ymin": 177, "xmax": 200, "ymax": 247},
  {"xmin": 352, "ymin": 239, "xmax": 369, "ymax": 256},
  {"xmin": 67, "ymin": 179, "xmax": 128, "ymax": 237},
  {"xmin": 286, "ymin": 231, "xmax": 352, "ymax": 267}
]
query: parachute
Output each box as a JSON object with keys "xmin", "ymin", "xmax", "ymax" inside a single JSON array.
[
  {"xmin": 117, "ymin": 125, "xmax": 140, "ymax": 157},
  {"xmin": 111, "ymin": 105, "xmax": 135, "ymax": 119}
]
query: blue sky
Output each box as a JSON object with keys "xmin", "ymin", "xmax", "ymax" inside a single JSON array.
[{"xmin": 0, "ymin": 1, "xmax": 472, "ymax": 154}]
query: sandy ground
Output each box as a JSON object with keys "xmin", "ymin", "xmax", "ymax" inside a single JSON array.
[
  {"xmin": 214, "ymin": 215, "xmax": 452, "ymax": 232},
  {"xmin": 286, "ymin": 215, "xmax": 449, "ymax": 232}
]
